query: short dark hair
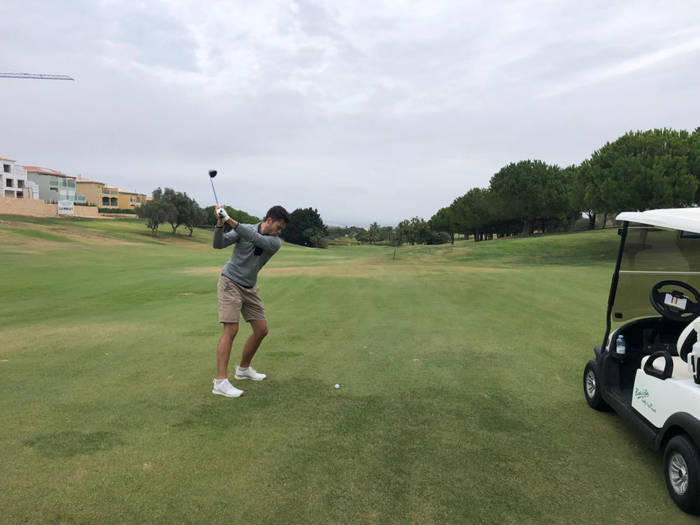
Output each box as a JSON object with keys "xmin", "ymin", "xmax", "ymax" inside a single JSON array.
[{"xmin": 266, "ymin": 205, "xmax": 290, "ymax": 224}]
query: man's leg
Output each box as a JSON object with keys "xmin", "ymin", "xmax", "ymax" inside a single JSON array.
[
  {"xmin": 216, "ymin": 322, "xmax": 239, "ymax": 379},
  {"xmin": 240, "ymin": 319, "xmax": 268, "ymax": 368}
]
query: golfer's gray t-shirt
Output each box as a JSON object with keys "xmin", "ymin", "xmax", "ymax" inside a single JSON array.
[{"xmin": 213, "ymin": 222, "xmax": 282, "ymax": 288}]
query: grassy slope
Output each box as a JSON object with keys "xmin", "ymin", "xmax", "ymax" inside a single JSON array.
[{"xmin": 0, "ymin": 215, "xmax": 695, "ymax": 524}]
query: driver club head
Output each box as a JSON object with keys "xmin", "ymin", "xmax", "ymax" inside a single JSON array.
[{"xmin": 208, "ymin": 170, "xmax": 217, "ymax": 178}]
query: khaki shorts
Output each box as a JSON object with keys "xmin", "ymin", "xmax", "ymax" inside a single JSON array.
[{"xmin": 217, "ymin": 274, "xmax": 266, "ymax": 323}]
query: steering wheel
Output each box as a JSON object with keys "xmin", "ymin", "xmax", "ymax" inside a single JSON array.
[{"xmin": 649, "ymin": 280, "xmax": 700, "ymax": 322}]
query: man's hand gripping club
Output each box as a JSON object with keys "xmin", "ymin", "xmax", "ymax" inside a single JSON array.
[{"xmin": 215, "ymin": 205, "xmax": 238, "ymax": 229}]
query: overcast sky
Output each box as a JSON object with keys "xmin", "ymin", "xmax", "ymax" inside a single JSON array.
[{"xmin": 2, "ymin": 1, "xmax": 700, "ymax": 225}]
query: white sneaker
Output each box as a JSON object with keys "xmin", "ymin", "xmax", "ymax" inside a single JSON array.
[
  {"xmin": 235, "ymin": 366, "xmax": 267, "ymax": 381},
  {"xmin": 212, "ymin": 378, "xmax": 244, "ymax": 398}
]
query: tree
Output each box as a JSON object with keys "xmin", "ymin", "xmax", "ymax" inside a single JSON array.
[
  {"xmin": 181, "ymin": 199, "xmax": 206, "ymax": 237},
  {"xmin": 489, "ymin": 160, "xmax": 564, "ymax": 236},
  {"xmin": 394, "ymin": 219, "xmax": 411, "ymax": 245},
  {"xmin": 429, "ymin": 206, "xmax": 458, "ymax": 244},
  {"xmin": 452, "ymin": 188, "xmax": 493, "ymax": 241},
  {"xmin": 391, "ymin": 217, "xmax": 440, "ymax": 245},
  {"xmin": 690, "ymin": 127, "xmax": 700, "ymax": 202},
  {"xmin": 367, "ymin": 222, "xmax": 380, "ymax": 244},
  {"xmin": 559, "ymin": 164, "xmax": 585, "ymax": 231},
  {"xmin": 584, "ymin": 129, "xmax": 698, "ymax": 221},
  {"xmin": 151, "ymin": 187, "xmax": 204, "ymax": 236},
  {"xmin": 379, "ymin": 226, "xmax": 393, "ymax": 242},
  {"xmin": 410, "ymin": 217, "xmax": 431, "ymax": 244},
  {"xmin": 136, "ymin": 199, "xmax": 176, "ymax": 235},
  {"xmin": 282, "ymin": 207, "xmax": 328, "ymax": 248},
  {"xmin": 574, "ymin": 160, "xmax": 598, "ymax": 229}
]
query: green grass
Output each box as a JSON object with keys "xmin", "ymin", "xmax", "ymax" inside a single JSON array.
[{"xmin": 0, "ymin": 216, "xmax": 695, "ymax": 523}]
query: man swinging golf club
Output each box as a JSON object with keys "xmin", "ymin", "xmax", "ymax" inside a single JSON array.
[{"xmin": 211, "ymin": 204, "xmax": 290, "ymax": 398}]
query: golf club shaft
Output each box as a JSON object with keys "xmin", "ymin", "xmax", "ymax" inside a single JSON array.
[{"xmin": 209, "ymin": 177, "xmax": 219, "ymax": 206}]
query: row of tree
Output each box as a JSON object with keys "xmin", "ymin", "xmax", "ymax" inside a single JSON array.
[
  {"xmin": 136, "ymin": 188, "xmax": 266, "ymax": 236},
  {"xmin": 137, "ymin": 127, "xmax": 700, "ymax": 247},
  {"xmin": 418, "ymin": 128, "xmax": 700, "ymax": 243},
  {"xmin": 136, "ymin": 189, "xmax": 330, "ymax": 249},
  {"xmin": 340, "ymin": 128, "xmax": 699, "ymax": 246}
]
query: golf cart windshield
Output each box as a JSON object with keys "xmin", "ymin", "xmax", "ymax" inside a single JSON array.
[{"xmin": 612, "ymin": 226, "xmax": 700, "ymax": 324}]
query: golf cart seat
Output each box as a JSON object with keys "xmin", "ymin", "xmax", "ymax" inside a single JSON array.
[{"xmin": 640, "ymin": 354, "xmax": 692, "ymax": 381}]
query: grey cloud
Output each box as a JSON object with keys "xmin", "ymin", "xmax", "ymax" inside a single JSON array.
[
  {"xmin": 100, "ymin": 6, "xmax": 199, "ymax": 71},
  {"xmin": 2, "ymin": 1, "xmax": 700, "ymax": 225}
]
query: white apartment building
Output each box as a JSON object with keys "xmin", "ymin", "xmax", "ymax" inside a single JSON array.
[{"xmin": 1, "ymin": 156, "xmax": 37, "ymax": 198}]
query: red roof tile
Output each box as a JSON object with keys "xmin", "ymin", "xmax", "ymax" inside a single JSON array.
[
  {"xmin": 76, "ymin": 176, "xmax": 105, "ymax": 184},
  {"xmin": 23, "ymin": 166, "xmax": 74, "ymax": 178}
]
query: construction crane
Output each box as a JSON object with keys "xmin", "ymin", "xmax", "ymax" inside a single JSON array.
[{"xmin": 0, "ymin": 72, "xmax": 74, "ymax": 81}]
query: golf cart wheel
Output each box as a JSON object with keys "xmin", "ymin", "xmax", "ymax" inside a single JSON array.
[
  {"xmin": 583, "ymin": 360, "xmax": 610, "ymax": 411},
  {"xmin": 663, "ymin": 435, "xmax": 700, "ymax": 515}
]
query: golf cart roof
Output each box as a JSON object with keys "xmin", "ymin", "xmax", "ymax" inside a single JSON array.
[{"xmin": 616, "ymin": 208, "xmax": 700, "ymax": 234}]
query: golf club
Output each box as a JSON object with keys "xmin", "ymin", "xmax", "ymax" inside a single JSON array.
[{"xmin": 208, "ymin": 170, "xmax": 219, "ymax": 206}]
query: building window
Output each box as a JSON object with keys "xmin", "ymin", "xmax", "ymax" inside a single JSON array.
[
  {"xmin": 4, "ymin": 190, "xmax": 14, "ymax": 197},
  {"xmin": 6, "ymin": 178, "xmax": 13, "ymax": 187},
  {"xmin": 17, "ymin": 191, "xmax": 23, "ymax": 198},
  {"xmin": 3, "ymin": 164, "xmax": 10, "ymax": 173},
  {"xmin": 102, "ymin": 197, "xmax": 109, "ymax": 206},
  {"xmin": 17, "ymin": 180, "xmax": 24, "ymax": 188}
]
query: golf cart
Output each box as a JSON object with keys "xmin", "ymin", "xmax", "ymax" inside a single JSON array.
[{"xmin": 583, "ymin": 208, "xmax": 700, "ymax": 515}]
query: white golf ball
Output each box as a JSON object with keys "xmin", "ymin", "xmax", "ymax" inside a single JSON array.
[{"xmin": 334, "ymin": 384, "xmax": 340, "ymax": 389}]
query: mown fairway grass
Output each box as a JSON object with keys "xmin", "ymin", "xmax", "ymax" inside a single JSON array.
[{"xmin": 0, "ymin": 215, "xmax": 696, "ymax": 524}]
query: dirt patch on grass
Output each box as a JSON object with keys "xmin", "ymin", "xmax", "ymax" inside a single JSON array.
[
  {"xmin": 182, "ymin": 263, "xmax": 508, "ymax": 278},
  {"xmin": 0, "ymin": 230, "xmax": 67, "ymax": 249},
  {"xmin": 182, "ymin": 266, "xmax": 225, "ymax": 276},
  {"xmin": 1, "ymin": 321, "xmax": 151, "ymax": 355},
  {"xmin": 49, "ymin": 227, "xmax": 140, "ymax": 246},
  {"xmin": 0, "ymin": 220, "xmax": 139, "ymax": 246},
  {"xmin": 265, "ymin": 263, "xmax": 508, "ymax": 277},
  {"xmin": 24, "ymin": 430, "xmax": 123, "ymax": 458}
]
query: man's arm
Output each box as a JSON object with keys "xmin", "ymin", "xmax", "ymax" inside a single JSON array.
[
  {"xmin": 212, "ymin": 210, "xmax": 239, "ymax": 249},
  {"xmin": 215, "ymin": 206, "xmax": 280, "ymax": 253},
  {"xmin": 233, "ymin": 223, "xmax": 282, "ymax": 254}
]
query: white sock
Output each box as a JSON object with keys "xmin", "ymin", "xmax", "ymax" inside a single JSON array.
[
  {"xmin": 238, "ymin": 367, "xmax": 248, "ymax": 372},
  {"xmin": 215, "ymin": 378, "xmax": 226, "ymax": 385}
]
